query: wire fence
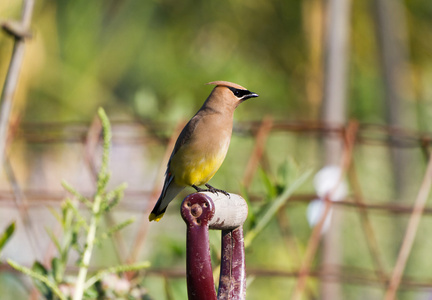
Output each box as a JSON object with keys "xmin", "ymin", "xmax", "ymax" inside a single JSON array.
[{"xmin": 1, "ymin": 117, "xmax": 432, "ymax": 299}]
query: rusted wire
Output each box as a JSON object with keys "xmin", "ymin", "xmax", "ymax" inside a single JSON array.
[
  {"xmin": 3, "ymin": 191, "xmax": 432, "ymax": 216},
  {"xmin": 3, "ymin": 263, "xmax": 432, "ymax": 291},
  {"xmin": 12, "ymin": 120, "xmax": 432, "ymax": 148},
  {"xmin": 3, "ymin": 118, "xmax": 432, "ymax": 298}
]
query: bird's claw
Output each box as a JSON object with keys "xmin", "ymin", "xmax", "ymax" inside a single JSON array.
[
  {"xmin": 205, "ymin": 183, "xmax": 230, "ymax": 197},
  {"xmin": 192, "ymin": 185, "xmax": 206, "ymax": 193},
  {"xmin": 192, "ymin": 184, "xmax": 230, "ymax": 198}
]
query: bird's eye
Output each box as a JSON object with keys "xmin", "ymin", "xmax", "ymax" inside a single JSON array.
[
  {"xmin": 228, "ymin": 87, "xmax": 253, "ymax": 99},
  {"xmin": 229, "ymin": 88, "xmax": 245, "ymax": 98}
]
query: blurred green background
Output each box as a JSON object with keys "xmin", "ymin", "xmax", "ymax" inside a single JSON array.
[
  {"xmin": 1, "ymin": 0, "xmax": 432, "ymax": 299},
  {"xmin": 1, "ymin": 1, "xmax": 431, "ymax": 124}
]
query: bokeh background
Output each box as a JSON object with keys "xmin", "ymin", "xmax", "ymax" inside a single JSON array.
[{"xmin": 1, "ymin": 0, "xmax": 432, "ymax": 299}]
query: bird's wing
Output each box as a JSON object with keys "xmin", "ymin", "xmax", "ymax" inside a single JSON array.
[{"xmin": 166, "ymin": 114, "xmax": 201, "ymax": 170}]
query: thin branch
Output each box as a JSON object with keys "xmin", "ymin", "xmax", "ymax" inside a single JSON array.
[
  {"xmin": 0, "ymin": 0, "xmax": 35, "ymax": 166},
  {"xmin": 384, "ymin": 153, "xmax": 432, "ymax": 299},
  {"xmin": 242, "ymin": 116, "xmax": 273, "ymax": 188},
  {"xmin": 348, "ymin": 162, "xmax": 389, "ymax": 285}
]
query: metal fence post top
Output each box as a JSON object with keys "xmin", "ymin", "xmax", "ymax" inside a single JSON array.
[{"xmin": 181, "ymin": 193, "xmax": 215, "ymax": 227}]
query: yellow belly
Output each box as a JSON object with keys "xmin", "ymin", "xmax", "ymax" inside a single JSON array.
[{"xmin": 171, "ymin": 150, "xmax": 225, "ymax": 186}]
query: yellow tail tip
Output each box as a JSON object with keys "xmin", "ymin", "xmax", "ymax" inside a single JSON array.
[{"xmin": 149, "ymin": 213, "xmax": 164, "ymax": 222}]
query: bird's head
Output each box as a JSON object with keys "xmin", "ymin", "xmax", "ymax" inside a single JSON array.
[{"xmin": 205, "ymin": 81, "xmax": 259, "ymax": 110}]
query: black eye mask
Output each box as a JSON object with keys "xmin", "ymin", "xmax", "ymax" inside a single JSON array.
[{"xmin": 227, "ymin": 87, "xmax": 259, "ymax": 100}]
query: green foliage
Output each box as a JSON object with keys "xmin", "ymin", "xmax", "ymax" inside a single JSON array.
[
  {"xmin": 243, "ymin": 159, "xmax": 312, "ymax": 248},
  {"xmin": 8, "ymin": 108, "xmax": 150, "ymax": 300},
  {"xmin": 0, "ymin": 1, "xmax": 313, "ymax": 122},
  {"xmin": 1, "ymin": 0, "xmax": 425, "ymax": 125},
  {"xmin": 8, "ymin": 260, "xmax": 65, "ymax": 300},
  {"xmin": 0, "ymin": 222, "xmax": 15, "ymax": 253}
]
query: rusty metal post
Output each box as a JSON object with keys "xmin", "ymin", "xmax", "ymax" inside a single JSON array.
[
  {"xmin": 217, "ymin": 227, "xmax": 246, "ymax": 300},
  {"xmin": 181, "ymin": 192, "xmax": 248, "ymax": 300},
  {"xmin": 181, "ymin": 193, "xmax": 217, "ymax": 300}
]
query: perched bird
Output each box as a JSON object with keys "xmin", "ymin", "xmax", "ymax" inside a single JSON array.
[{"xmin": 149, "ymin": 81, "xmax": 259, "ymax": 222}]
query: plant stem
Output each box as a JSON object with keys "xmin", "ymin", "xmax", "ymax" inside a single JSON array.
[
  {"xmin": 8, "ymin": 259, "xmax": 67, "ymax": 300},
  {"xmin": 0, "ymin": 0, "xmax": 34, "ymax": 165},
  {"xmin": 73, "ymin": 194, "xmax": 103, "ymax": 300}
]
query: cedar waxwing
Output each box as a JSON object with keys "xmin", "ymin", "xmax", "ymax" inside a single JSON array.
[{"xmin": 149, "ymin": 81, "xmax": 259, "ymax": 222}]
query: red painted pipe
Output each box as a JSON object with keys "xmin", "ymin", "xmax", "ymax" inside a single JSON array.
[
  {"xmin": 181, "ymin": 193, "xmax": 217, "ymax": 300},
  {"xmin": 181, "ymin": 193, "xmax": 247, "ymax": 300},
  {"xmin": 218, "ymin": 227, "xmax": 246, "ymax": 300}
]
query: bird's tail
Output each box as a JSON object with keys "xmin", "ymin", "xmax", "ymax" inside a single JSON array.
[{"xmin": 149, "ymin": 174, "xmax": 184, "ymax": 222}]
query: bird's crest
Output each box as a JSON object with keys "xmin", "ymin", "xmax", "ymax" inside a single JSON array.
[{"xmin": 206, "ymin": 81, "xmax": 247, "ymax": 90}]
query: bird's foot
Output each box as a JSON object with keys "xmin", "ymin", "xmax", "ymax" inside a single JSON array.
[
  {"xmin": 192, "ymin": 185, "xmax": 206, "ymax": 193},
  {"xmin": 205, "ymin": 183, "xmax": 230, "ymax": 197},
  {"xmin": 192, "ymin": 184, "xmax": 230, "ymax": 197}
]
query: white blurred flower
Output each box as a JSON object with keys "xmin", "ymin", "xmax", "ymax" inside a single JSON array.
[
  {"xmin": 306, "ymin": 199, "xmax": 332, "ymax": 233},
  {"xmin": 102, "ymin": 274, "xmax": 131, "ymax": 295},
  {"xmin": 313, "ymin": 165, "xmax": 348, "ymax": 202},
  {"xmin": 306, "ymin": 166, "xmax": 347, "ymax": 233}
]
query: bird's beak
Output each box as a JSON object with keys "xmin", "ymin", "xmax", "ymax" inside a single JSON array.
[{"xmin": 243, "ymin": 92, "xmax": 259, "ymax": 101}]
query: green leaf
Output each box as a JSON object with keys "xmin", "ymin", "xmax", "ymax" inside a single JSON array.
[
  {"xmin": 61, "ymin": 232, "xmax": 73, "ymax": 261},
  {"xmin": 48, "ymin": 206, "xmax": 62, "ymax": 225},
  {"xmin": 99, "ymin": 218, "xmax": 135, "ymax": 241},
  {"xmin": 62, "ymin": 180, "xmax": 93, "ymax": 208},
  {"xmin": 244, "ymin": 169, "xmax": 312, "ymax": 248},
  {"xmin": 97, "ymin": 107, "xmax": 112, "ymax": 194},
  {"xmin": 0, "ymin": 222, "xmax": 15, "ymax": 251},
  {"xmin": 45, "ymin": 228, "xmax": 61, "ymax": 254},
  {"xmin": 71, "ymin": 229, "xmax": 83, "ymax": 254},
  {"xmin": 31, "ymin": 261, "xmax": 53, "ymax": 299},
  {"xmin": 51, "ymin": 257, "xmax": 64, "ymax": 283},
  {"xmin": 103, "ymin": 183, "xmax": 127, "ymax": 212},
  {"xmin": 64, "ymin": 199, "xmax": 89, "ymax": 231},
  {"xmin": 84, "ymin": 286, "xmax": 99, "ymax": 299},
  {"xmin": 7, "ymin": 260, "xmax": 67, "ymax": 300},
  {"xmin": 258, "ymin": 167, "xmax": 277, "ymax": 200},
  {"xmin": 278, "ymin": 157, "xmax": 299, "ymax": 187},
  {"xmin": 31, "ymin": 261, "xmax": 49, "ymax": 275}
]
